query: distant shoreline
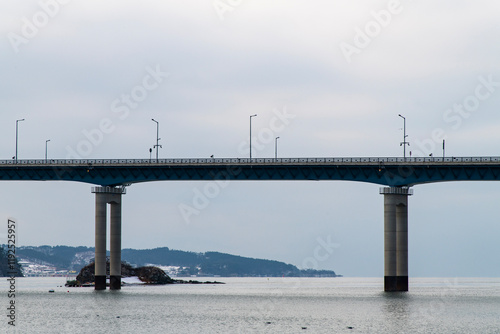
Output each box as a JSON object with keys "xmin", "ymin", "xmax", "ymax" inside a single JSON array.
[{"xmin": 8, "ymin": 245, "xmax": 340, "ymax": 278}]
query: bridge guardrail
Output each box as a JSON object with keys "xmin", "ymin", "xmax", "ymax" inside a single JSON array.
[{"xmin": 1, "ymin": 157, "xmax": 500, "ymax": 166}]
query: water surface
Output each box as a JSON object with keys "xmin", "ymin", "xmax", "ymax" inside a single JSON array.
[{"xmin": 1, "ymin": 277, "xmax": 499, "ymax": 333}]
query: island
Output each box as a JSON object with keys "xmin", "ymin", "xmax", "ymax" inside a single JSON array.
[{"xmin": 67, "ymin": 260, "xmax": 224, "ymax": 287}]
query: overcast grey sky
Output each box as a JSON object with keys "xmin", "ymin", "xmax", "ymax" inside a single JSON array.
[{"xmin": 1, "ymin": 0, "xmax": 500, "ymax": 277}]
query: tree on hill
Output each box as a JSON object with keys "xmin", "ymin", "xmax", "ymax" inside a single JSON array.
[{"xmin": 0, "ymin": 247, "xmax": 23, "ymax": 277}]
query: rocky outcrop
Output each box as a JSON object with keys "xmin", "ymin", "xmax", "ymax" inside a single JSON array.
[
  {"xmin": 74, "ymin": 260, "xmax": 223, "ymax": 286},
  {"xmin": 76, "ymin": 260, "xmax": 174, "ymax": 285},
  {"xmin": 135, "ymin": 266, "xmax": 174, "ymax": 284}
]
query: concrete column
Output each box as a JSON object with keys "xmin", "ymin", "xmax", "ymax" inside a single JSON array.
[
  {"xmin": 91, "ymin": 186, "xmax": 126, "ymax": 290},
  {"xmin": 384, "ymin": 193, "xmax": 397, "ymax": 291},
  {"xmin": 94, "ymin": 193, "xmax": 107, "ymax": 290},
  {"xmin": 109, "ymin": 201, "xmax": 122, "ymax": 290},
  {"xmin": 396, "ymin": 202, "xmax": 408, "ymax": 291},
  {"xmin": 380, "ymin": 187, "xmax": 412, "ymax": 292}
]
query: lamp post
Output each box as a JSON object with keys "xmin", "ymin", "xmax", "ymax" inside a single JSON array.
[
  {"xmin": 275, "ymin": 136, "xmax": 280, "ymax": 160},
  {"xmin": 398, "ymin": 114, "xmax": 409, "ymax": 159},
  {"xmin": 45, "ymin": 139, "xmax": 51, "ymax": 162},
  {"xmin": 443, "ymin": 139, "xmax": 445, "ymax": 159},
  {"xmin": 15, "ymin": 118, "xmax": 25, "ymax": 164},
  {"xmin": 249, "ymin": 114, "xmax": 257, "ymax": 160},
  {"xmin": 151, "ymin": 119, "xmax": 161, "ymax": 162}
]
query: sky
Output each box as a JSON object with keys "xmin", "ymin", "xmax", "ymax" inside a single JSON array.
[{"xmin": 1, "ymin": 0, "xmax": 500, "ymax": 277}]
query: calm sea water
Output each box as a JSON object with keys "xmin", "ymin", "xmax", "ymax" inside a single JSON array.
[{"xmin": 0, "ymin": 277, "xmax": 499, "ymax": 333}]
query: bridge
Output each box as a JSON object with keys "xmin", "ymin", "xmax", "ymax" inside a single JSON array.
[
  {"xmin": 2, "ymin": 156, "xmax": 500, "ymax": 186},
  {"xmin": 3, "ymin": 156, "xmax": 500, "ymax": 291}
]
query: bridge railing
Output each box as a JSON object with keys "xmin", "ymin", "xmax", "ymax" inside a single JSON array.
[{"xmin": 1, "ymin": 157, "xmax": 500, "ymax": 165}]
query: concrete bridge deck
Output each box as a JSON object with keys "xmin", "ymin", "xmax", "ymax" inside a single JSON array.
[{"xmin": 1, "ymin": 156, "xmax": 499, "ymax": 187}]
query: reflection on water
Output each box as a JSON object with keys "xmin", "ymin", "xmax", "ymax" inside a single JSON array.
[
  {"xmin": 1, "ymin": 277, "xmax": 499, "ymax": 333},
  {"xmin": 382, "ymin": 292, "xmax": 412, "ymax": 333}
]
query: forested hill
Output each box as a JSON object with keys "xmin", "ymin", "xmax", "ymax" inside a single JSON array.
[
  {"xmin": 13, "ymin": 245, "xmax": 339, "ymax": 277},
  {"xmin": 0, "ymin": 247, "xmax": 23, "ymax": 277},
  {"xmin": 122, "ymin": 248, "xmax": 338, "ymax": 277}
]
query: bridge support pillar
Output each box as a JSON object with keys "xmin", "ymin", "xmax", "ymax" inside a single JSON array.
[
  {"xmin": 380, "ymin": 187, "xmax": 413, "ymax": 292},
  {"xmin": 91, "ymin": 186, "xmax": 126, "ymax": 290}
]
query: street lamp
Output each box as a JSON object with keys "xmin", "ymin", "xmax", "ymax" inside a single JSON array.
[
  {"xmin": 15, "ymin": 118, "xmax": 25, "ymax": 164},
  {"xmin": 398, "ymin": 114, "xmax": 409, "ymax": 159},
  {"xmin": 249, "ymin": 114, "xmax": 257, "ymax": 160},
  {"xmin": 275, "ymin": 137, "xmax": 280, "ymax": 160},
  {"xmin": 151, "ymin": 119, "xmax": 162, "ymax": 162},
  {"xmin": 443, "ymin": 139, "xmax": 446, "ymax": 159},
  {"xmin": 45, "ymin": 139, "xmax": 51, "ymax": 162}
]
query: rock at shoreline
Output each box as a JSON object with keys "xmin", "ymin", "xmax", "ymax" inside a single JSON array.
[
  {"xmin": 136, "ymin": 266, "xmax": 174, "ymax": 284},
  {"xmin": 76, "ymin": 261, "xmax": 174, "ymax": 285},
  {"xmin": 73, "ymin": 260, "xmax": 223, "ymax": 286}
]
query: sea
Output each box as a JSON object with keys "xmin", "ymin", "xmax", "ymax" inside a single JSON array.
[{"xmin": 0, "ymin": 277, "xmax": 499, "ymax": 333}]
